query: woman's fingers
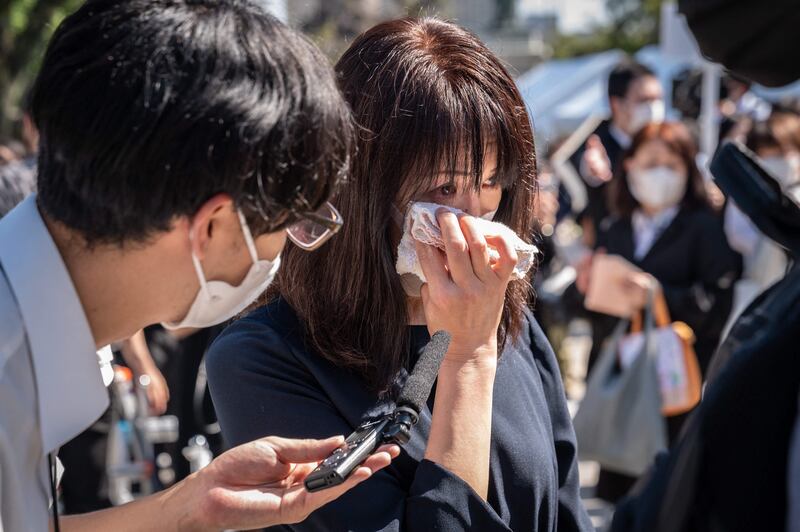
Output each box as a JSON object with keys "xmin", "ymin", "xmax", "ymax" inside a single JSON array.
[
  {"xmin": 415, "ymin": 240, "xmax": 449, "ymax": 289},
  {"xmin": 458, "ymin": 214, "xmax": 493, "ymax": 282},
  {"xmin": 436, "ymin": 209, "xmax": 476, "ymax": 286},
  {"xmin": 484, "ymin": 234, "xmax": 518, "ymax": 282}
]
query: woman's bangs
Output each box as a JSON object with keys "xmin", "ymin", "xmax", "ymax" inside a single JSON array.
[{"xmin": 399, "ymin": 87, "xmax": 517, "ymax": 203}]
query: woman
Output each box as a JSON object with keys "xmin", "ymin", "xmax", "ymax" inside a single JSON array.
[
  {"xmin": 576, "ymin": 121, "xmax": 741, "ymax": 502},
  {"xmin": 207, "ymin": 17, "xmax": 592, "ymax": 532}
]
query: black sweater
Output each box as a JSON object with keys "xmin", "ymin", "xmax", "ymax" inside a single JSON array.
[{"xmin": 206, "ymin": 298, "xmax": 592, "ymax": 532}]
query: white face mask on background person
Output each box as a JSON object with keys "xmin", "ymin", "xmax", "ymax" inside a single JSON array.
[
  {"xmin": 162, "ymin": 210, "xmax": 280, "ymax": 330},
  {"xmin": 760, "ymin": 155, "xmax": 800, "ymax": 190},
  {"xmin": 629, "ymin": 100, "xmax": 666, "ymax": 133},
  {"xmin": 627, "ymin": 166, "xmax": 688, "ymax": 212}
]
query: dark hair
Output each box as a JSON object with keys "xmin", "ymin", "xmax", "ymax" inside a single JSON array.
[
  {"xmin": 746, "ymin": 111, "xmax": 800, "ymax": 154},
  {"xmin": 608, "ymin": 61, "xmax": 657, "ymax": 101},
  {"xmin": 31, "ymin": 0, "xmax": 352, "ymax": 244},
  {"xmin": 276, "ymin": 18, "xmax": 538, "ymax": 392},
  {"xmin": 610, "ymin": 121, "xmax": 709, "ymax": 217}
]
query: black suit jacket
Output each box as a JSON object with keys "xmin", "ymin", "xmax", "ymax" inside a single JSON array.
[{"xmin": 588, "ymin": 206, "xmax": 741, "ymax": 373}]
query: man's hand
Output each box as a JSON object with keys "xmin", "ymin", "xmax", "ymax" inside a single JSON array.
[
  {"xmin": 582, "ymin": 135, "xmax": 613, "ymax": 184},
  {"xmin": 60, "ymin": 435, "xmax": 398, "ymax": 531},
  {"xmin": 187, "ymin": 435, "xmax": 400, "ymax": 530}
]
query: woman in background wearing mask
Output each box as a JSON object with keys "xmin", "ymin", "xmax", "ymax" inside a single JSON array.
[
  {"xmin": 206, "ymin": 18, "xmax": 592, "ymax": 532},
  {"xmin": 575, "ymin": 121, "xmax": 741, "ymax": 503},
  {"xmin": 723, "ymin": 111, "xmax": 800, "ymax": 331}
]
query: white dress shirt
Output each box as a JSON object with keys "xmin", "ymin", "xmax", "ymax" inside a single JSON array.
[
  {"xmin": 631, "ymin": 206, "xmax": 679, "ymax": 261},
  {"xmin": 607, "ymin": 123, "xmax": 632, "ymax": 151},
  {"xmin": 0, "ymin": 195, "xmax": 108, "ymax": 531}
]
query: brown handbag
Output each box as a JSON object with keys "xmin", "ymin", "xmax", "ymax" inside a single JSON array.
[{"xmin": 627, "ymin": 289, "xmax": 702, "ymax": 417}]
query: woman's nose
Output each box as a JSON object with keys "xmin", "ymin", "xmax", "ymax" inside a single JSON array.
[{"xmin": 454, "ymin": 193, "xmax": 482, "ymax": 217}]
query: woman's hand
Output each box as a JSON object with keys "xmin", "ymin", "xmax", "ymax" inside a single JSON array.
[
  {"xmin": 575, "ymin": 248, "xmax": 604, "ymax": 295},
  {"xmin": 415, "ymin": 210, "xmax": 518, "ymax": 364},
  {"xmin": 623, "ymin": 271, "xmax": 659, "ymax": 311},
  {"xmin": 415, "ymin": 209, "xmax": 516, "ymax": 499}
]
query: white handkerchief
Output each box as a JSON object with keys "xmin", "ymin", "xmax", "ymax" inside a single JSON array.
[{"xmin": 396, "ymin": 202, "xmax": 537, "ymax": 295}]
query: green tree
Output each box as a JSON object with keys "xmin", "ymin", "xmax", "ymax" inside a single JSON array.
[
  {"xmin": 300, "ymin": 0, "xmax": 447, "ymax": 60},
  {"xmin": 552, "ymin": 0, "xmax": 662, "ymax": 58},
  {"xmin": 0, "ymin": 0, "xmax": 82, "ymax": 137}
]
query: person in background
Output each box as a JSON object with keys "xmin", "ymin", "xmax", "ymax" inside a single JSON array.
[
  {"xmin": 0, "ymin": 157, "xmax": 36, "ymax": 217},
  {"xmin": 59, "ymin": 329, "xmax": 172, "ymax": 514},
  {"xmin": 575, "ymin": 121, "xmax": 740, "ymax": 503},
  {"xmin": 0, "ymin": 94, "xmax": 38, "ymax": 217},
  {"xmin": 208, "ymin": 17, "xmax": 592, "ymax": 532},
  {"xmin": 719, "ymin": 73, "xmax": 772, "ymax": 123},
  {"xmin": 723, "ymin": 110, "xmax": 800, "ymax": 330},
  {"xmin": 569, "ymin": 61, "xmax": 664, "ymax": 246},
  {"xmin": 146, "ymin": 324, "xmax": 226, "ymax": 482}
]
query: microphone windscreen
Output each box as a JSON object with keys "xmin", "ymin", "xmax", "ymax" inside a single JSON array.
[{"xmin": 396, "ymin": 330, "xmax": 451, "ymax": 414}]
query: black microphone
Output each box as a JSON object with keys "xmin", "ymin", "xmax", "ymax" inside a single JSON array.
[
  {"xmin": 397, "ymin": 330, "xmax": 451, "ymax": 413},
  {"xmin": 305, "ymin": 331, "xmax": 451, "ymax": 492}
]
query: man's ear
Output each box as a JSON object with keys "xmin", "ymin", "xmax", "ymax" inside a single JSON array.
[
  {"xmin": 189, "ymin": 193, "xmax": 235, "ymax": 260},
  {"xmin": 609, "ymin": 96, "xmax": 622, "ymax": 118}
]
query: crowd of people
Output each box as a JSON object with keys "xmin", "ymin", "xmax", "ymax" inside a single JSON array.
[{"xmin": 0, "ymin": 1, "xmax": 798, "ymax": 531}]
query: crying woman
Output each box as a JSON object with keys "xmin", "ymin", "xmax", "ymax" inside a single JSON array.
[{"xmin": 206, "ymin": 17, "xmax": 593, "ymax": 532}]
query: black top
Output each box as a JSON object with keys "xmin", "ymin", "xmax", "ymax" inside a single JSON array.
[
  {"xmin": 589, "ymin": 206, "xmax": 741, "ymax": 373},
  {"xmin": 206, "ymin": 298, "xmax": 592, "ymax": 532}
]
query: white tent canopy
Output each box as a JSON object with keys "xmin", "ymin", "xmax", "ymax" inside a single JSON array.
[{"xmin": 517, "ymin": 44, "xmax": 800, "ymax": 149}]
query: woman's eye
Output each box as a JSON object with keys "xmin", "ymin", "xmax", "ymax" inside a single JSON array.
[
  {"xmin": 437, "ymin": 184, "xmax": 456, "ymax": 196},
  {"xmin": 482, "ymin": 178, "xmax": 498, "ymax": 188}
]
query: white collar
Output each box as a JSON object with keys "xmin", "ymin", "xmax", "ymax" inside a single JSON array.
[
  {"xmin": 608, "ymin": 122, "xmax": 632, "ymax": 150},
  {"xmin": 0, "ymin": 195, "xmax": 108, "ymax": 452},
  {"xmin": 632, "ymin": 205, "xmax": 679, "ymax": 232}
]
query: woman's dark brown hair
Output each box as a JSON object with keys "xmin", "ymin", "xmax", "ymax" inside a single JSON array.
[
  {"xmin": 746, "ymin": 110, "xmax": 800, "ymax": 154},
  {"xmin": 610, "ymin": 121, "xmax": 709, "ymax": 218},
  {"xmin": 275, "ymin": 17, "xmax": 538, "ymax": 392}
]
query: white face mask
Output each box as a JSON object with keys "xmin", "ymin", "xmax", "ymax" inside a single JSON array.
[
  {"xmin": 629, "ymin": 100, "xmax": 665, "ymax": 133},
  {"xmin": 760, "ymin": 155, "xmax": 800, "ymax": 190},
  {"xmin": 627, "ymin": 166, "xmax": 688, "ymax": 212},
  {"xmin": 162, "ymin": 210, "xmax": 280, "ymax": 330}
]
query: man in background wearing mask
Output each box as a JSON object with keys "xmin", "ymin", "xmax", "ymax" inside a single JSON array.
[
  {"xmin": 0, "ymin": 1, "xmax": 397, "ymax": 531},
  {"xmin": 569, "ymin": 61, "xmax": 665, "ymax": 245}
]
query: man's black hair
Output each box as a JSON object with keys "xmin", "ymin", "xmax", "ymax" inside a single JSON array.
[
  {"xmin": 31, "ymin": 0, "xmax": 353, "ymax": 244},
  {"xmin": 607, "ymin": 60, "xmax": 657, "ymax": 101}
]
